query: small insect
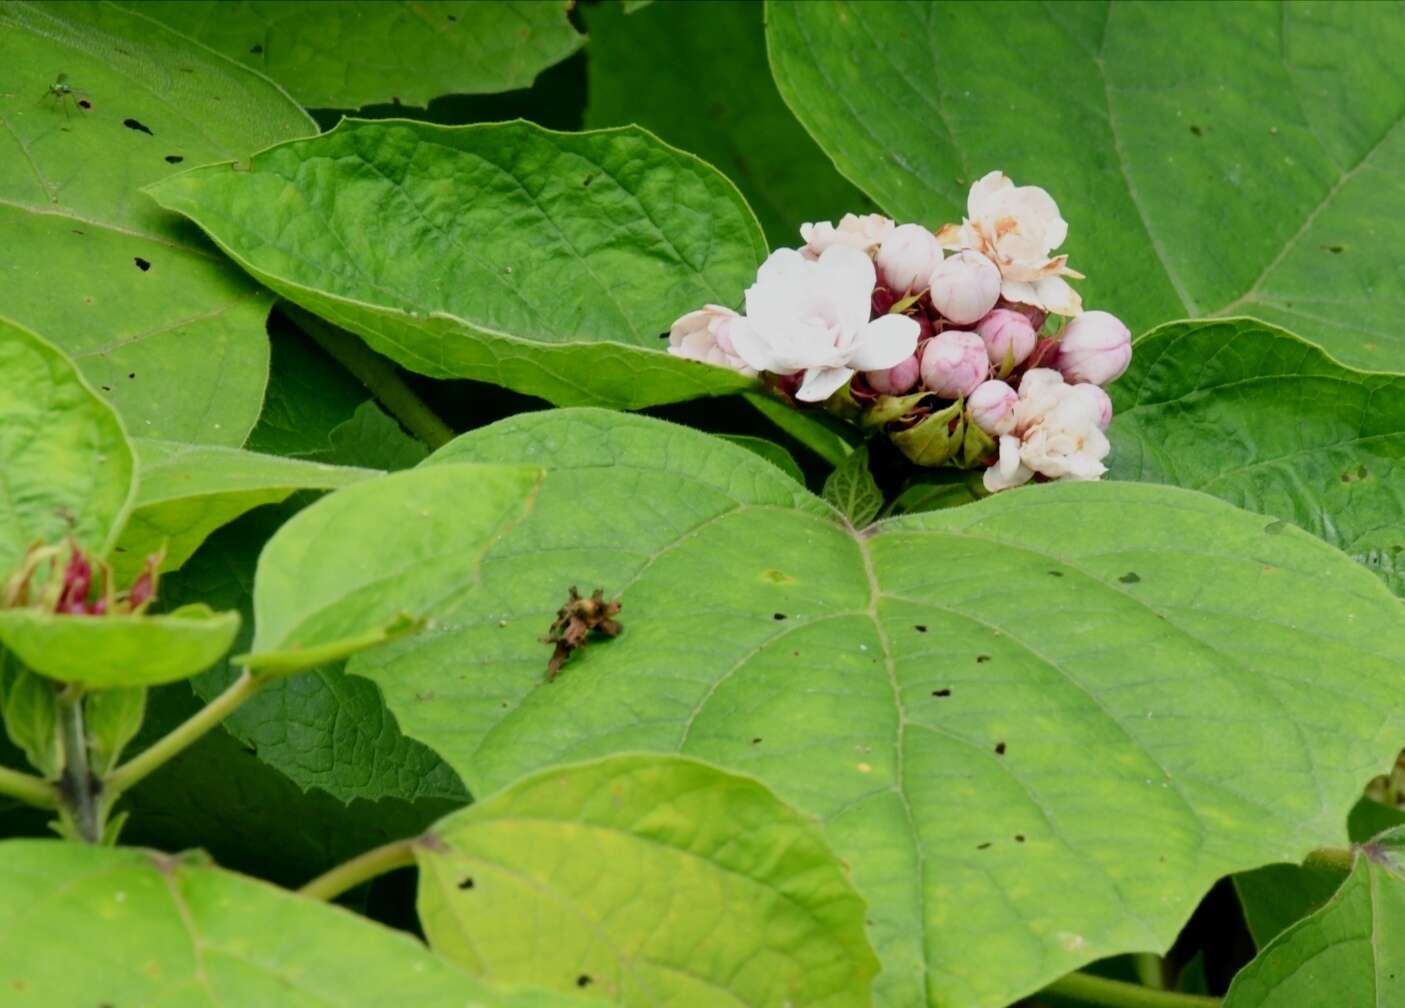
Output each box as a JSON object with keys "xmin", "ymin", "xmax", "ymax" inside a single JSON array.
[
  {"xmin": 39, "ymin": 73, "xmax": 90, "ymax": 117},
  {"xmin": 541, "ymin": 586, "xmax": 623, "ymax": 681}
]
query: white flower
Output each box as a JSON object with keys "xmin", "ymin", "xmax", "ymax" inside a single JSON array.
[
  {"xmin": 799, "ymin": 212, "xmax": 895, "ymax": 259},
  {"xmin": 936, "ymin": 171, "xmax": 1084, "ymax": 317},
  {"xmin": 1055, "ymin": 310, "xmax": 1132, "ymax": 385},
  {"xmin": 875, "ymin": 223, "xmax": 942, "ymax": 295},
  {"xmin": 666, "ymin": 305, "xmax": 756, "ymax": 376},
  {"xmin": 974, "ymin": 308, "xmax": 1037, "ymax": 368},
  {"xmin": 966, "ymin": 379, "xmax": 1018, "ymax": 435},
  {"xmin": 1082, "ymin": 383, "xmax": 1114, "ymax": 430},
  {"xmin": 929, "ymin": 250, "xmax": 1001, "ymax": 325},
  {"xmin": 729, "ymin": 245, "xmax": 919, "ymax": 402},
  {"xmin": 982, "ymin": 368, "xmax": 1110, "ymax": 492},
  {"xmin": 919, "ymin": 329, "xmax": 988, "ymax": 399}
]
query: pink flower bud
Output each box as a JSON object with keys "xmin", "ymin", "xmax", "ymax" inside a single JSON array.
[
  {"xmin": 966, "ymin": 379, "xmax": 1018, "ymax": 435},
  {"xmin": 56, "ymin": 548, "xmax": 92, "ymax": 613},
  {"xmin": 865, "ymin": 354, "xmax": 920, "ymax": 395},
  {"xmin": 919, "ymin": 329, "xmax": 989, "ymax": 399},
  {"xmin": 928, "ymin": 250, "xmax": 1001, "ymax": 325},
  {"xmin": 1056, "ymin": 310, "xmax": 1132, "ymax": 385},
  {"xmin": 1078, "ymin": 383, "xmax": 1114, "ymax": 430},
  {"xmin": 876, "ymin": 223, "xmax": 942, "ymax": 295},
  {"xmin": 127, "ymin": 554, "xmax": 160, "ymax": 612},
  {"xmin": 975, "ymin": 309, "xmax": 1037, "ymax": 368}
]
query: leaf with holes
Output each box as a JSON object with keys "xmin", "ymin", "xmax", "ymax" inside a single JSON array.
[
  {"xmin": 417, "ymin": 754, "xmax": 879, "ymax": 1005},
  {"xmin": 0, "ymin": 1, "xmax": 315, "ymax": 443},
  {"xmin": 0, "ymin": 839, "xmax": 590, "ymax": 1007},
  {"xmin": 145, "ymin": 119, "xmax": 767, "ymax": 409},
  {"xmin": 1224, "ymin": 827, "xmax": 1405, "ymax": 1007},
  {"xmin": 0, "ymin": 316, "xmax": 133, "ymax": 576},
  {"xmin": 349, "ymin": 408, "xmax": 1405, "ymax": 1008},
  {"xmin": 243, "ymin": 464, "xmax": 542, "ymax": 676},
  {"xmin": 139, "ymin": 0, "xmax": 584, "ymax": 110},
  {"xmin": 114, "ymin": 439, "xmax": 379, "ymax": 581},
  {"xmin": 1107, "ymin": 318, "xmax": 1405, "ymax": 596},
  {"xmin": 767, "ymin": 1, "xmax": 1405, "ymax": 369}
]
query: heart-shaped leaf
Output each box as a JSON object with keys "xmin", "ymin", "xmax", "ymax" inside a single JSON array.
[
  {"xmin": 766, "ymin": 1, "xmax": 1405, "ymax": 370},
  {"xmin": 351, "ymin": 409, "xmax": 1405, "ymax": 1008},
  {"xmin": 146, "ymin": 119, "xmax": 767, "ymax": 408},
  {"xmin": 139, "ymin": 0, "xmax": 584, "ymax": 109},
  {"xmin": 1107, "ymin": 318, "xmax": 1405, "ymax": 596},
  {"xmin": 418, "ymin": 754, "xmax": 879, "ymax": 1006},
  {"xmin": 0, "ymin": 316, "xmax": 133, "ymax": 575},
  {"xmin": 0, "ymin": 839, "xmax": 589, "ymax": 1007},
  {"xmin": 244, "ymin": 464, "xmax": 543, "ymax": 675},
  {"xmin": 1224, "ymin": 827, "xmax": 1405, "ymax": 1007},
  {"xmin": 115, "ymin": 439, "xmax": 380, "ymax": 581},
  {"xmin": 0, "ymin": 0, "xmax": 314, "ymax": 444},
  {"xmin": 0, "ymin": 603, "xmax": 239, "ymax": 687}
]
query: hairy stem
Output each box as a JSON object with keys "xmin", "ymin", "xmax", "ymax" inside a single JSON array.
[
  {"xmin": 57, "ymin": 687, "xmax": 99, "ymax": 842},
  {"xmin": 1041, "ymin": 971, "xmax": 1220, "ymax": 1008},
  {"xmin": 286, "ymin": 305, "xmax": 455, "ymax": 450},
  {"xmin": 0, "ymin": 763, "xmax": 56, "ymax": 809},
  {"xmin": 105, "ymin": 669, "xmax": 264, "ymax": 797},
  {"xmin": 298, "ymin": 837, "xmax": 420, "ymax": 902}
]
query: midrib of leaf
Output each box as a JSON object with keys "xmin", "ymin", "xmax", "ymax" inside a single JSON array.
[{"xmin": 0, "ymin": 196, "xmax": 221, "ymax": 258}]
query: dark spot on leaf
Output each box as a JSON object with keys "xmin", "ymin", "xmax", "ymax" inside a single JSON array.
[
  {"xmin": 178, "ymin": 66, "xmax": 194, "ymax": 73},
  {"xmin": 1341, "ymin": 464, "xmax": 1369, "ymax": 483},
  {"xmin": 1189, "ymin": 124, "xmax": 1203, "ymax": 136},
  {"xmin": 1119, "ymin": 572, "xmax": 1141, "ymax": 584},
  {"xmin": 751, "ymin": 737, "xmax": 763, "ymax": 744},
  {"xmin": 164, "ymin": 154, "xmax": 184, "ymax": 164},
  {"xmin": 914, "ymin": 624, "xmax": 928, "ymax": 633},
  {"xmin": 582, "ymin": 175, "xmax": 594, "ymax": 187},
  {"xmin": 1048, "ymin": 570, "xmax": 1064, "ymax": 578},
  {"xmin": 249, "ymin": 44, "xmax": 263, "ymax": 54},
  {"xmin": 976, "ymin": 654, "xmax": 991, "ymax": 663},
  {"xmin": 133, "ymin": 257, "xmax": 151, "ymax": 271},
  {"xmin": 127, "ymin": 372, "xmax": 136, "ymax": 379},
  {"xmin": 122, "ymin": 118, "xmax": 153, "ymax": 135},
  {"xmin": 1015, "ymin": 834, "xmax": 1026, "ymax": 843},
  {"xmin": 447, "ymin": 13, "xmax": 457, "ymax": 20},
  {"xmin": 773, "ymin": 612, "xmax": 786, "ymax": 621},
  {"xmin": 391, "ymin": 96, "xmax": 402, "ymax": 106},
  {"xmin": 457, "ymin": 877, "xmax": 474, "ymax": 890},
  {"xmin": 994, "ymin": 742, "xmax": 1007, "ymax": 756},
  {"xmin": 976, "ymin": 842, "xmax": 991, "ymax": 850},
  {"xmin": 100, "ymin": 385, "xmax": 111, "ymax": 392},
  {"xmin": 791, "ymin": 650, "xmax": 799, "ymax": 657},
  {"xmin": 576, "ymin": 976, "xmax": 593, "ymax": 989},
  {"xmin": 72, "ymin": 229, "xmax": 85, "ymax": 235},
  {"xmin": 1326, "ymin": 244, "xmax": 1345, "ymax": 254},
  {"xmin": 77, "ymin": 99, "xmax": 92, "ymax": 110},
  {"xmin": 1264, "ymin": 519, "xmax": 1289, "ymax": 535},
  {"xmin": 415, "ymin": 690, "xmax": 435, "ymax": 701},
  {"xmin": 931, "ymin": 688, "xmax": 951, "ymax": 698}
]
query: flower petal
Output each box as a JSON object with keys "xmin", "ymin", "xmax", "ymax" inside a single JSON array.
[
  {"xmin": 727, "ymin": 317, "xmax": 782, "ymax": 373},
  {"xmin": 1034, "ymin": 275, "xmax": 1083, "ymax": 317},
  {"xmin": 850, "ymin": 313, "xmax": 920, "ymax": 371},
  {"xmin": 795, "ymin": 365, "xmax": 854, "ymax": 402}
]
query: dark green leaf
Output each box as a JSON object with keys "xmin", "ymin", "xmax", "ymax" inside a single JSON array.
[
  {"xmin": 718, "ymin": 434, "xmax": 805, "ymax": 484},
  {"xmin": 822, "ymin": 444, "xmax": 881, "ymax": 526}
]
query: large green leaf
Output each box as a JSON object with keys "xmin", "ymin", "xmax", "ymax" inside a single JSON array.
[
  {"xmin": 139, "ymin": 1, "xmax": 584, "ymax": 109},
  {"xmin": 584, "ymin": 0, "xmax": 867, "ymax": 246},
  {"xmin": 245, "ymin": 463, "xmax": 542, "ymax": 675},
  {"xmin": 0, "ymin": 839, "xmax": 587, "ymax": 1007},
  {"xmin": 114, "ymin": 438, "xmax": 379, "ymax": 580},
  {"xmin": 418, "ymin": 754, "xmax": 878, "ymax": 1006},
  {"xmin": 1107, "ymin": 318, "xmax": 1405, "ymax": 596},
  {"xmin": 1224, "ymin": 828, "xmax": 1405, "ymax": 1007},
  {"xmin": 766, "ymin": 1, "xmax": 1405, "ymax": 370},
  {"xmin": 0, "ymin": 0, "xmax": 314, "ymax": 444},
  {"xmin": 167, "ymin": 505, "xmax": 466, "ymax": 804},
  {"xmin": 0, "ymin": 316, "xmax": 133, "ymax": 575},
  {"xmin": 146, "ymin": 119, "xmax": 767, "ymax": 408},
  {"xmin": 0, "ymin": 604, "xmax": 238, "ymax": 687},
  {"xmin": 351, "ymin": 409, "xmax": 1405, "ymax": 1008}
]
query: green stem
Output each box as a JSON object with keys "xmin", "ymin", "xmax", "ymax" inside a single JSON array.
[
  {"xmin": 57, "ymin": 687, "xmax": 100, "ymax": 842},
  {"xmin": 286, "ymin": 304, "xmax": 455, "ymax": 449},
  {"xmin": 1132, "ymin": 953, "xmax": 1165, "ymax": 990},
  {"xmin": 1042, "ymin": 972, "xmax": 1220, "ymax": 1008},
  {"xmin": 105, "ymin": 670, "xmax": 263, "ymax": 797},
  {"xmin": 0, "ymin": 763, "xmax": 56, "ymax": 809},
  {"xmin": 298, "ymin": 837, "xmax": 419, "ymax": 902},
  {"xmin": 1304, "ymin": 845, "xmax": 1356, "ymax": 872}
]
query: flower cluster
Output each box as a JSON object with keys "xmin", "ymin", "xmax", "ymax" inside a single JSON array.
[
  {"xmin": 2, "ymin": 541, "xmax": 160, "ymax": 616},
  {"xmin": 668, "ymin": 171, "xmax": 1131, "ymax": 493}
]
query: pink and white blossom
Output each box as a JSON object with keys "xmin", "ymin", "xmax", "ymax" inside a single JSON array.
[
  {"xmin": 982, "ymin": 368, "xmax": 1111, "ymax": 492},
  {"xmin": 967, "ymin": 379, "xmax": 1018, "ymax": 435},
  {"xmin": 975, "ymin": 308, "xmax": 1038, "ymax": 369},
  {"xmin": 666, "ymin": 304, "xmax": 756, "ymax": 376},
  {"xmin": 929, "ymin": 250, "xmax": 1001, "ymax": 325},
  {"xmin": 865, "ymin": 354, "xmax": 921, "ymax": 395},
  {"xmin": 799, "ymin": 212, "xmax": 895, "ymax": 259},
  {"xmin": 875, "ymin": 223, "xmax": 942, "ymax": 295},
  {"xmin": 1055, "ymin": 310, "xmax": 1132, "ymax": 385},
  {"xmin": 919, "ymin": 329, "xmax": 988, "ymax": 400}
]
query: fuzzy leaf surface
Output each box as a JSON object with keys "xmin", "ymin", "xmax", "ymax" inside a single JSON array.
[
  {"xmin": 354, "ymin": 409, "xmax": 1405, "ymax": 1008},
  {"xmin": 146, "ymin": 119, "xmax": 767, "ymax": 408},
  {"xmin": 0, "ymin": 1, "xmax": 314, "ymax": 443},
  {"xmin": 766, "ymin": 1, "xmax": 1405, "ymax": 369},
  {"xmin": 418, "ymin": 754, "xmax": 878, "ymax": 1006}
]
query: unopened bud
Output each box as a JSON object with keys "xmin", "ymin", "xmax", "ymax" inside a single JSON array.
[
  {"xmin": 919, "ymin": 330, "xmax": 989, "ymax": 399},
  {"xmin": 929, "ymin": 251, "xmax": 1001, "ymax": 325},
  {"xmin": 1056, "ymin": 310, "xmax": 1131, "ymax": 385},
  {"xmin": 967, "ymin": 379, "xmax": 1018, "ymax": 435},
  {"xmin": 865, "ymin": 354, "xmax": 920, "ymax": 395},
  {"xmin": 975, "ymin": 309, "xmax": 1037, "ymax": 369},
  {"xmin": 56, "ymin": 548, "xmax": 92, "ymax": 612},
  {"xmin": 876, "ymin": 223, "xmax": 942, "ymax": 295}
]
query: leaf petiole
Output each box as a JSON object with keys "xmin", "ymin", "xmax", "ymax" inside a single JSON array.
[
  {"xmin": 298, "ymin": 837, "xmax": 420, "ymax": 902},
  {"xmin": 1041, "ymin": 971, "xmax": 1220, "ymax": 1007},
  {"xmin": 0, "ymin": 763, "xmax": 56, "ymax": 809}
]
